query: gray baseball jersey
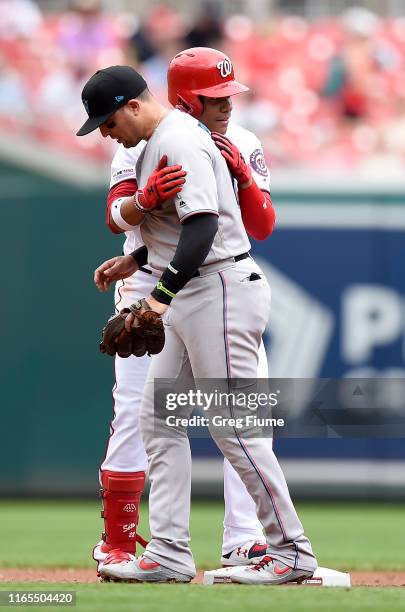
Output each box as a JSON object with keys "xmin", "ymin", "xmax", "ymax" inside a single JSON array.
[
  {"xmin": 136, "ymin": 110, "xmax": 251, "ymax": 272},
  {"xmin": 109, "ymin": 118, "xmax": 270, "ymax": 260}
]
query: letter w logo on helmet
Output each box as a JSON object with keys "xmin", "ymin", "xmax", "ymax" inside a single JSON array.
[
  {"xmin": 167, "ymin": 47, "xmax": 249, "ymax": 119},
  {"xmin": 216, "ymin": 58, "xmax": 232, "ymax": 78}
]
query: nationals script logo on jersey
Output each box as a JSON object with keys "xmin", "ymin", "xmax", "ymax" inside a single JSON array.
[
  {"xmin": 217, "ymin": 58, "xmax": 232, "ymax": 78},
  {"xmin": 250, "ymin": 149, "xmax": 269, "ymax": 177}
]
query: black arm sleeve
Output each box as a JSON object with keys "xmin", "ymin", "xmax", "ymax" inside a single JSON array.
[
  {"xmin": 130, "ymin": 245, "xmax": 148, "ymax": 268},
  {"xmin": 151, "ymin": 212, "xmax": 218, "ymax": 304},
  {"xmin": 173, "ymin": 213, "xmax": 218, "ymax": 275}
]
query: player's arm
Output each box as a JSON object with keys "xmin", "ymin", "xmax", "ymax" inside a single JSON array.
[
  {"xmin": 237, "ymin": 185, "xmax": 275, "ymax": 241},
  {"xmin": 125, "ymin": 135, "xmax": 220, "ymax": 323},
  {"xmin": 106, "ymin": 179, "xmax": 142, "ymax": 233},
  {"xmin": 94, "ymin": 246, "xmax": 148, "ymax": 291},
  {"xmin": 211, "ymin": 132, "xmax": 275, "ymax": 241},
  {"xmin": 150, "ymin": 213, "xmax": 218, "ymax": 307},
  {"xmin": 106, "ymin": 156, "xmax": 187, "ymax": 234},
  {"xmin": 147, "ymin": 138, "xmax": 220, "ymax": 310},
  {"xmin": 124, "ymin": 213, "xmax": 218, "ymax": 323}
]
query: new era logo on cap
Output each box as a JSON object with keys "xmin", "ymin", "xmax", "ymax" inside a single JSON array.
[{"xmin": 76, "ymin": 66, "xmax": 148, "ymax": 136}]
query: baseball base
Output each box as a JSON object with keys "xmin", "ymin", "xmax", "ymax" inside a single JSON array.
[{"xmin": 203, "ymin": 566, "xmax": 351, "ymax": 587}]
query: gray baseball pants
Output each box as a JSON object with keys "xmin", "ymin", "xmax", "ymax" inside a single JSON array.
[{"xmin": 140, "ymin": 256, "xmax": 317, "ymax": 577}]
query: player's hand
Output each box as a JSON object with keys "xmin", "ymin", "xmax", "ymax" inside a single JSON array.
[
  {"xmin": 94, "ymin": 255, "xmax": 138, "ymax": 292},
  {"xmin": 124, "ymin": 295, "xmax": 168, "ymax": 332},
  {"xmin": 211, "ymin": 132, "xmax": 252, "ymax": 188},
  {"xmin": 136, "ymin": 155, "xmax": 187, "ymax": 211}
]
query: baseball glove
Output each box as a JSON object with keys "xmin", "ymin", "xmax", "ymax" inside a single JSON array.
[{"xmin": 100, "ymin": 299, "xmax": 165, "ymax": 358}]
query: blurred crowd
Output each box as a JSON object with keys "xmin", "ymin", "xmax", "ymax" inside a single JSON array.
[{"xmin": 1, "ymin": 0, "xmax": 405, "ymax": 174}]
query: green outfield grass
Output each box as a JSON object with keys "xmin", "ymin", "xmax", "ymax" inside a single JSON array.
[
  {"xmin": 1, "ymin": 500, "xmax": 404, "ymax": 571},
  {"xmin": 1, "ymin": 501, "xmax": 404, "ymax": 612},
  {"xmin": 1, "ymin": 583, "xmax": 405, "ymax": 612}
]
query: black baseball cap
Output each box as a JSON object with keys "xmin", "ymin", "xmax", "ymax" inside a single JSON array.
[{"xmin": 76, "ymin": 65, "xmax": 148, "ymax": 136}]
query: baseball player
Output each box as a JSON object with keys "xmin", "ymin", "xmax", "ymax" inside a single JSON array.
[
  {"xmin": 78, "ymin": 56, "xmax": 317, "ymax": 585},
  {"xmin": 89, "ymin": 49, "xmax": 276, "ymax": 580}
]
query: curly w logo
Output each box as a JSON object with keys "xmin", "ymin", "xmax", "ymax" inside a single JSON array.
[{"xmin": 216, "ymin": 58, "xmax": 232, "ymax": 78}]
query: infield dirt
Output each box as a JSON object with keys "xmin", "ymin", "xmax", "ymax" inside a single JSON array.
[{"xmin": 0, "ymin": 568, "xmax": 404, "ymax": 587}]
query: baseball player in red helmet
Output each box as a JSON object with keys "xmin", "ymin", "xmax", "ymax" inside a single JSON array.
[
  {"xmin": 87, "ymin": 50, "xmax": 314, "ymax": 584},
  {"xmin": 167, "ymin": 48, "xmax": 274, "ymax": 241}
]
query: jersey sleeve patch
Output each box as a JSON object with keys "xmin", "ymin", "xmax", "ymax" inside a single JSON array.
[
  {"xmin": 249, "ymin": 149, "xmax": 269, "ymax": 177},
  {"xmin": 111, "ymin": 167, "xmax": 136, "ymax": 182}
]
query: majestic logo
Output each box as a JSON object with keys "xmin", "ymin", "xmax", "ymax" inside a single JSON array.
[
  {"xmin": 178, "ymin": 200, "xmax": 186, "ymax": 208},
  {"xmin": 83, "ymin": 99, "xmax": 90, "ymax": 115},
  {"xmin": 250, "ymin": 149, "xmax": 269, "ymax": 177},
  {"xmin": 122, "ymin": 503, "xmax": 137, "ymax": 512},
  {"xmin": 115, "ymin": 95, "xmax": 125, "ymax": 102},
  {"xmin": 216, "ymin": 58, "xmax": 232, "ymax": 78}
]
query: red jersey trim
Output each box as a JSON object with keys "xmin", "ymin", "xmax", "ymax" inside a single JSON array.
[{"xmin": 106, "ymin": 179, "xmax": 138, "ymax": 234}]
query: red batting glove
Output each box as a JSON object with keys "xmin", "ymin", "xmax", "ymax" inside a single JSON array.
[
  {"xmin": 134, "ymin": 155, "xmax": 186, "ymax": 212},
  {"xmin": 211, "ymin": 132, "xmax": 252, "ymax": 186}
]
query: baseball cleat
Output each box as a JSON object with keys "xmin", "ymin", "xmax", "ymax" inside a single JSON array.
[
  {"xmin": 221, "ymin": 540, "xmax": 268, "ymax": 567},
  {"xmin": 230, "ymin": 555, "xmax": 314, "ymax": 585},
  {"xmin": 99, "ymin": 553, "xmax": 192, "ymax": 583},
  {"xmin": 93, "ymin": 532, "xmax": 149, "ymax": 577},
  {"xmin": 93, "ymin": 540, "xmax": 111, "ymax": 564},
  {"xmin": 97, "ymin": 548, "xmax": 137, "ymax": 581}
]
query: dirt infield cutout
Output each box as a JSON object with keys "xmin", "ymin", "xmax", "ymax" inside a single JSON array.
[{"xmin": 0, "ymin": 569, "xmax": 404, "ymax": 587}]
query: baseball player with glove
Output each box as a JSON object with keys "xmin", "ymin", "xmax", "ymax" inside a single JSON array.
[
  {"xmin": 78, "ymin": 51, "xmax": 316, "ymax": 585},
  {"xmin": 89, "ymin": 49, "xmax": 276, "ymax": 579}
]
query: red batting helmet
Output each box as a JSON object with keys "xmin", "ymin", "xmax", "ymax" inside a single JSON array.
[{"xmin": 167, "ymin": 47, "xmax": 249, "ymax": 118}]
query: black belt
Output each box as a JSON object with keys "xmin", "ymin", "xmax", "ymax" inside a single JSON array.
[{"xmin": 192, "ymin": 252, "xmax": 250, "ymax": 278}]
